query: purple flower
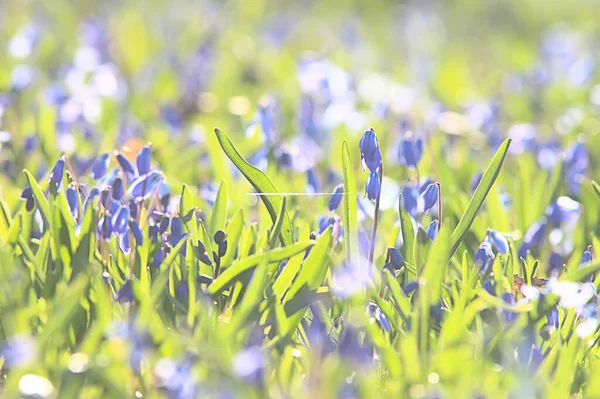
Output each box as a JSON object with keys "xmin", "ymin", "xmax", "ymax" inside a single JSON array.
[
  {"xmin": 421, "ymin": 183, "xmax": 438, "ymax": 213},
  {"xmin": 128, "ymin": 171, "xmax": 163, "ymax": 201},
  {"xmin": 136, "ymin": 144, "xmax": 152, "ymax": 176},
  {"xmin": 518, "ymin": 219, "xmax": 547, "ymax": 259}
]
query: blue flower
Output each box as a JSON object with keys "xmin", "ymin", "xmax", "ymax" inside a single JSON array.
[
  {"xmin": 389, "ymin": 247, "xmax": 403, "ymax": 270},
  {"xmin": 112, "ymin": 177, "xmax": 124, "ymax": 201},
  {"xmin": 365, "ymin": 171, "xmax": 381, "ymax": 201},
  {"xmin": 359, "ymin": 128, "xmax": 382, "ymax": 172},
  {"xmin": 136, "ymin": 144, "xmax": 152, "ymax": 176},
  {"xmin": 421, "ymin": 183, "xmax": 438, "ymax": 213},
  {"xmin": 426, "ymin": 219, "xmax": 439, "ymax": 241},
  {"xmin": 580, "ymin": 246, "xmax": 593, "ymax": 266},
  {"xmin": 90, "ymin": 153, "xmax": 110, "ymax": 180},
  {"xmin": 328, "ymin": 184, "xmax": 344, "ymax": 211},
  {"xmin": 48, "ymin": 156, "xmax": 65, "ymax": 189},
  {"xmin": 487, "ymin": 229, "xmax": 509, "ymax": 254},
  {"xmin": 307, "ymin": 168, "xmax": 320, "ymax": 193},
  {"xmin": 66, "ymin": 187, "xmax": 79, "ymax": 219},
  {"xmin": 402, "ymin": 185, "xmax": 423, "ymax": 216},
  {"xmin": 128, "ymin": 171, "xmax": 163, "ymax": 201},
  {"xmin": 475, "ymin": 241, "xmax": 494, "ymax": 274},
  {"xmin": 548, "ymin": 251, "xmax": 564, "ymax": 276},
  {"xmin": 518, "ymin": 219, "xmax": 547, "ymax": 259},
  {"xmin": 366, "ymin": 303, "xmax": 390, "ymax": 332},
  {"xmin": 398, "ymin": 134, "xmax": 423, "ymax": 168}
]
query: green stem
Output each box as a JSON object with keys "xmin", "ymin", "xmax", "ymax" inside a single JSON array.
[{"xmin": 368, "ymin": 164, "xmax": 384, "ymax": 287}]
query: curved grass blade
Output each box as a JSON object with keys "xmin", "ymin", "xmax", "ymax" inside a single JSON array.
[
  {"xmin": 592, "ymin": 180, "xmax": 600, "ymax": 201},
  {"xmin": 268, "ymin": 197, "xmax": 286, "ymax": 248},
  {"xmin": 342, "ymin": 141, "xmax": 359, "ymax": 264},
  {"xmin": 449, "ymin": 138, "xmax": 511, "ymax": 259},
  {"xmin": 208, "ymin": 241, "xmax": 314, "ymax": 295},
  {"xmin": 214, "ymin": 128, "xmax": 293, "ymax": 246}
]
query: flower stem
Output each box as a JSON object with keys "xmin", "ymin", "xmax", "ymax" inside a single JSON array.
[
  {"xmin": 436, "ymin": 182, "xmax": 442, "ymax": 230},
  {"xmin": 368, "ymin": 164, "xmax": 384, "ymax": 283}
]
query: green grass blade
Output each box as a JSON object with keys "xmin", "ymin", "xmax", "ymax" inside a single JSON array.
[
  {"xmin": 341, "ymin": 141, "xmax": 359, "ymax": 264},
  {"xmin": 23, "ymin": 169, "xmax": 51, "ymax": 227},
  {"xmin": 449, "ymin": 138, "xmax": 511, "ymax": 259},
  {"xmin": 208, "ymin": 241, "xmax": 314, "ymax": 295},
  {"xmin": 214, "ymin": 128, "xmax": 293, "ymax": 246}
]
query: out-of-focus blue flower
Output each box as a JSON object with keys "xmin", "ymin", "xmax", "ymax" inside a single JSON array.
[
  {"xmin": 116, "ymin": 152, "xmax": 136, "ymax": 180},
  {"xmin": 545, "ymin": 196, "xmax": 580, "ymax": 229},
  {"xmin": 90, "ymin": 153, "xmax": 110, "ymax": 180},
  {"xmin": 116, "ymin": 279, "xmax": 134, "ymax": 303},
  {"xmin": 307, "ymin": 168, "xmax": 320, "ymax": 193},
  {"xmin": 471, "ymin": 172, "xmax": 483, "ymax": 194},
  {"xmin": 402, "ymin": 185, "xmax": 423, "ymax": 216},
  {"xmin": 84, "ymin": 188, "xmax": 100, "ymax": 212},
  {"xmin": 328, "ymin": 184, "xmax": 344, "ymax": 211},
  {"xmin": 338, "ymin": 325, "xmax": 374, "ymax": 366},
  {"xmin": 11, "ymin": 65, "xmax": 34, "ymax": 91},
  {"xmin": 168, "ymin": 217, "xmax": 187, "ymax": 248},
  {"xmin": 233, "ymin": 346, "xmax": 264, "ymax": 384},
  {"xmin": 358, "ymin": 230, "xmax": 369, "ymax": 258},
  {"xmin": 487, "ymin": 230, "xmax": 509, "ymax": 254},
  {"xmin": 483, "ymin": 279, "xmax": 495, "ymax": 296},
  {"xmin": 48, "ymin": 157, "xmax": 65, "ymax": 189},
  {"xmin": 547, "ymin": 307, "xmax": 559, "ymax": 331},
  {"xmin": 548, "ymin": 251, "xmax": 564, "ymax": 276},
  {"xmin": 365, "ymin": 171, "xmax": 381, "ymax": 201},
  {"xmin": 359, "ymin": 128, "xmax": 382, "ymax": 172},
  {"xmin": 397, "ymin": 134, "xmax": 423, "ymax": 168},
  {"xmin": 1, "ymin": 335, "xmax": 36, "ymax": 369},
  {"xmin": 426, "ymin": 219, "xmax": 439, "ymax": 241},
  {"xmin": 421, "ymin": 183, "xmax": 438, "ymax": 213},
  {"xmin": 564, "ymin": 141, "xmax": 588, "ymax": 194},
  {"xmin": 128, "ymin": 171, "xmax": 163, "ymax": 201},
  {"xmin": 66, "ymin": 187, "xmax": 79, "ymax": 219},
  {"xmin": 502, "ymin": 293, "xmax": 517, "ymax": 323},
  {"xmin": 20, "ymin": 186, "xmax": 34, "ymax": 212},
  {"xmin": 475, "ymin": 241, "xmax": 494, "ymax": 274},
  {"xmin": 366, "ymin": 303, "xmax": 390, "ymax": 332},
  {"xmin": 332, "ymin": 261, "xmax": 373, "ymax": 298},
  {"xmin": 518, "ymin": 219, "xmax": 548, "ymax": 259}
]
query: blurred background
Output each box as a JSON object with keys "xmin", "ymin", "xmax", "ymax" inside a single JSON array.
[{"xmin": 0, "ymin": 0, "xmax": 599, "ymax": 239}]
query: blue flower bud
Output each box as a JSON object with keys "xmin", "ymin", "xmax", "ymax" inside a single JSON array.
[
  {"xmin": 119, "ymin": 232, "xmax": 131, "ymax": 255},
  {"xmin": 518, "ymin": 219, "xmax": 547, "ymax": 258},
  {"xmin": 359, "ymin": 128, "xmax": 382, "ymax": 172},
  {"xmin": 116, "ymin": 152, "xmax": 136, "ymax": 178},
  {"xmin": 129, "ymin": 221, "xmax": 143, "ymax": 246},
  {"xmin": 402, "ymin": 185, "xmax": 423, "ymax": 216},
  {"xmin": 307, "ymin": 168, "xmax": 320, "ymax": 193},
  {"xmin": 421, "ymin": 183, "xmax": 438, "ymax": 213},
  {"xmin": 328, "ymin": 184, "xmax": 344, "ymax": 211},
  {"xmin": 398, "ymin": 135, "xmax": 423, "ymax": 168},
  {"xmin": 580, "ymin": 246, "xmax": 593, "ymax": 266},
  {"xmin": 474, "ymin": 241, "xmax": 494, "ymax": 274},
  {"xmin": 48, "ymin": 157, "xmax": 65, "ymax": 189},
  {"xmin": 365, "ymin": 171, "xmax": 381, "ymax": 201},
  {"xmin": 112, "ymin": 205, "xmax": 130, "ymax": 236},
  {"xmin": 426, "ymin": 219, "xmax": 439, "ymax": 241},
  {"xmin": 112, "ymin": 177, "xmax": 124, "ymax": 201},
  {"xmin": 366, "ymin": 303, "xmax": 390, "ymax": 333},
  {"xmin": 487, "ymin": 230, "xmax": 509, "ymax": 254},
  {"xmin": 90, "ymin": 153, "xmax": 110, "ymax": 180},
  {"xmin": 66, "ymin": 187, "xmax": 79, "ymax": 219},
  {"xmin": 129, "ymin": 171, "xmax": 162, "ymax": 201},
  {"xmin": 84, "ymin": 188, "xmax": 100, "ymax": 212},
  {"xmin": 136, "ymin": 144, "xmax": 152, "ymax": 176},
  {"xmin": 389, "ymin": 247, "xmax": 403, "ymax": 269}
]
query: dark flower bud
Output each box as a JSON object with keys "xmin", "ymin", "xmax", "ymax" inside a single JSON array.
[
  {"xmin": 389, "ymin": 247, "xmax": 403, "ymax": 270},
  {"xmin": 218, "ymin": 239, "xmax": 228, "ymax": 258},
  {"xmin": 116, "ymin": 152, "xmax": 135, "ymax": 178},
  {"xmin": 20, "ymin": 186, "xmax": 35, "ymax": 212},
  {"xmin": 159, "ymin": 217, "xmax": 170, "ymax": 235},
  {"xmin": 214, "ymin": 230, "xmax": 226, "ymax": 244},
  {"xmin": 328, "ymin": 184, "xmax": 344, "ymax": 212},
  {"xmin": 129, "ymin": 221, "xmax": 143, "ymax": 246}
]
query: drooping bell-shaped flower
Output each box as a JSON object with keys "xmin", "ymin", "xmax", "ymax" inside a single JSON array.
[
  {"xmin": 328, "ymin": 184, "xmax": 344, "ymax": 211},
  {"xmin": 365, "ymin": 171, "xmax": 381, "ymax": 201},
  {"xmin": 359, "ymin": 128, "xmax": 382, "ymax": 173},
  {"xmin": 398, "ymin": 134, "xmax": 423, "ymax": 169}
]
